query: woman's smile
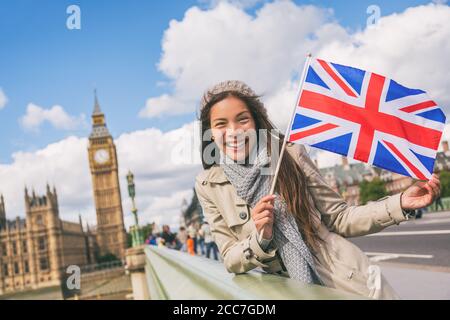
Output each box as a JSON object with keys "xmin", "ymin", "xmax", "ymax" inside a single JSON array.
[{"xmin": 224, "ymin": 136, "xmax": 249, "ymax": 155}]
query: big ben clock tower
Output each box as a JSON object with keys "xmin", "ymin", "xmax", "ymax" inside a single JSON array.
[{"xmin": 88, "ymin": 92, "xmax": 127, "ymax": 260}]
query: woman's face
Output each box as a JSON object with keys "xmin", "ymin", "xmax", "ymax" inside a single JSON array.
[{"xmin": 209, "ymin": 95, "xmax": 257, "ymax": 162}]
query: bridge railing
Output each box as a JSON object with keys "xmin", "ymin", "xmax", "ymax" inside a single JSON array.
[
  {"xmin": 79, "ymin": 260, "xmax": 124, "ymax": 274},
  {"xmin": 125, "ymin": 245, "xmax": 362, "ymax": 300}
]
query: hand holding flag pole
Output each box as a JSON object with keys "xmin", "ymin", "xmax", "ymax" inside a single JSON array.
[{"xmin": 257, "ymin": 54, "xmax": 313, "ymax": 243}]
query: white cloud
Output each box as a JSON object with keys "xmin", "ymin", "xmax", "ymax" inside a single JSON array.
[
  {"xmin": 135, "ymin": 189, "xmax": 194, "ymax": 228},
  {"xmin": 139, "ymin": 94, "xmax": 193, "ymax": 119},
  {"xmin": 0, "ymin": 88, "xmax": 8, "ymax": 109},
  {"xmin": 317, "ymin": 3, "xmax": 450, "ymax": 114},
  {"xmin": 20, "ymin": 103, "xmax": 86, "ymax": 132},
  {"xmin": 0, "ymin": 136, "xmax": 95, "ymax": 226},
  {"xmin": 139, "ymin": 1, "xmax": 450, "ymax": 178},
  {"xmin": 198, "ymin": 0, "xmax": 267, "ymax": 9},
  {"xmin": 141, "ymin": 1, "xmax": 450, "ymax": 150},
  {"xmin": 310, "ymin": 3, "xmax": 450, "ymax": 167},
  {"xmin": 0, "ymin": 123, "xmax": 201, "ymax": 231},
  {"xmin": 139, "ymin": 1, "xmax": 345, "ymax": 119},
  {"xmin": 115, "ymin": 122, "xmax": 202, "ymax": 229},
  {"xmin": 143, "ymin": 1, "xmax": 450, "ymax": 122},
  {"xmin": 438, "ymin": 123, "xmax": 450, "ymax": 149}
]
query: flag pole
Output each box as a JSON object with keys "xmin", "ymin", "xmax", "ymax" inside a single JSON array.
[
  {"xmin": 268, "ymin": 53, "xmax": 312, "ymax": 195},
  {"xmin": 257, "ymin": 54, "xmax": 312, "ymax": 243}
]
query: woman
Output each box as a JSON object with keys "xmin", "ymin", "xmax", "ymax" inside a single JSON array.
[{"xmin": 194, "ymin": 80, "xmax": 441, "ymax": 299}]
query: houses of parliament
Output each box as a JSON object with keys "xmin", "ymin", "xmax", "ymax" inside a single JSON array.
[{"xmin": 0, "ymin": 94, "xmax": 127, "ymax": 295}]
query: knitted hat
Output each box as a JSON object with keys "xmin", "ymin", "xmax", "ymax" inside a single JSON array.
[{"xmin": 200, "ymin": 80, "xmax": 263, "ymax": 111}]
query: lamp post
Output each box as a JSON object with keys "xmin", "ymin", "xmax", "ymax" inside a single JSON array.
[{"xmin": 127, "ymin": 170, "xmax": 143, "ymax": 247}]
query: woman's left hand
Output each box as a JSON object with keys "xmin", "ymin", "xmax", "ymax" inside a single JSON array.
[{"xmin": 401, "ymin": 173, "xmax": 441, "ymax": 210}]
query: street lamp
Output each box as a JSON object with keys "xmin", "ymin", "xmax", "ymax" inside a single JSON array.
[{"xmin": 126, "ymin": 170, "xmax": 143, "ymax": 247}]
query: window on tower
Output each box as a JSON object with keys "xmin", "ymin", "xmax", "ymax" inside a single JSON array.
[
  {"xmin": 39, "ymin": 258, "xmax": 49, "ymax": 271},
  {"xmin": 38, "ymin": 237, "xmax": 46, "ymax": 251},
  {"xmin": 36, "ymin": 215, "xmax": 43, "ymax": 225}
]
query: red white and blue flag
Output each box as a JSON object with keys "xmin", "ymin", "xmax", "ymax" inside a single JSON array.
[{"xmin": 288, "ymin": 58, "xmax": 446, "ymax": 180}]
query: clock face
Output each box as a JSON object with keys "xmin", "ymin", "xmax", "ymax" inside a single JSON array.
[{"xmin": 94, "ymin": 149, "xmax": 110, "ymax": 164}]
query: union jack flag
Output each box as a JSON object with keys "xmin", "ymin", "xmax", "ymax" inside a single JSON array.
[{"xmin": 288, "ymin": 58, "xmax": 446, "ymax": 180}]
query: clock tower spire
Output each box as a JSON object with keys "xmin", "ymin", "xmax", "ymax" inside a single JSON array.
[
  {"xmin": 90, "ymin": 89, "xmax": 109, "ymax": 139},
  {"xmin": 87, "ymin": 91, "xmax": 127, "ymax": 260}
]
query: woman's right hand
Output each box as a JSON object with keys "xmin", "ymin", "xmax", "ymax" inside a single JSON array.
[{"xmin": 251, "ymin": 194, "xmax": 276, "ymax": 240}]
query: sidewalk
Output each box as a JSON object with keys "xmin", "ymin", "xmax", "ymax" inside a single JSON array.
[{"xmin": 379, "ymin": 262, "xmax": 450, "ymax": 299}]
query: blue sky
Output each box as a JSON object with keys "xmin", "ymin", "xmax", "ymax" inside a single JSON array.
[{"xmin": 0, "ymin": 0, "xmax": 437, "ymax": 163}]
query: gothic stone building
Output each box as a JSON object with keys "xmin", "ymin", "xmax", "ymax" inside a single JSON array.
[
  {"xmin": 0, "ymin": 187, "xmax": 96, "ymax": 295},
  {"xmin": 0, "ymin": 93, "xmax": 127, "ymax": 295}
]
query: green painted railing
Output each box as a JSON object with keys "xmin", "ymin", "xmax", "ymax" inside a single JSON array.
[{"xmin": 143, "ymin": 246, "xmax": 362, "ymax": 300}]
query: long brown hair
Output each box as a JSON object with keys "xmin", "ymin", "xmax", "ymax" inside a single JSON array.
[{"xmin": 199, "ymin": 91, "xmax": 323, "ymax": 253}]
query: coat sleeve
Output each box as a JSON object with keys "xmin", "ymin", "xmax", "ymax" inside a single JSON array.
[
  {"xmin": 294, "ymin": 144, "xmax": 408, "ymax": 238},
  {"xmin": 195, "ymin": 179, "xmax": 281, "ymax": 274}
]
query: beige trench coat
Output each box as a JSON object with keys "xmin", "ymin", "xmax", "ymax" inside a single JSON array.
[{"xmin": 195, "ymin": 143, "xmax": 407, "ymax": 299}]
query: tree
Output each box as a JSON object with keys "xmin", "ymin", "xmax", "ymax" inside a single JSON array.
[
  {"xmin": 359, "ymin": 178, "xmax": 389, "ymax": 205},
  {"xmin": 96, "ymin": 252, "xmax": 120, "ymax": 264},
  {"xmin": 439, "ymin": 171, "xmax": 450, "ymax": 197},
  {"xmin": 126, "ymin": 223, "xmax": 154, "ymax": 246},
  {"xmin": 126, "ymin": 232, "xmax": 133, "ymax": 248},
  {"xmin": 140, "ymin": 223, "xmax": 154, "ymax": 241}
]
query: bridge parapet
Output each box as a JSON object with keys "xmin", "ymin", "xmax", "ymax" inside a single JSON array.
[{"xmin": 126, "ymin": 245, "xmax": 362, "ymax": 300}]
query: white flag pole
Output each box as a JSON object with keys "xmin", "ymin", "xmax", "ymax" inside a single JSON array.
[
  {"xmin": 268, "ymin": 53, "xmax": 313, "ymax": 195},
  {"xmin": 257, "ymin": 54, "xmax": 312, "ymax": 243}
]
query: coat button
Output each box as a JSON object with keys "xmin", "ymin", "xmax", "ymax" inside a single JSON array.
[
  {"xmin": 239, "ymin": 211, "xmax": 247, "ymax": 220},
  {"xmin": 347, "ymin": 270, "xmax": 354, "ymax": 280}
]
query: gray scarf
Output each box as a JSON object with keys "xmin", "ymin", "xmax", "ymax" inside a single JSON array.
[{"xmin": 221, "ymin": 146, "xmax": 321, "ymax": 285}]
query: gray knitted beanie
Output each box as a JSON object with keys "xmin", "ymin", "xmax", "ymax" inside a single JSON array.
[{"xmin": 200, "ymin": 80, "xmax": 265, "ymax": 112}]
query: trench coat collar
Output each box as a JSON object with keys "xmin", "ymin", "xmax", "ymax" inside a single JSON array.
[
  {"xmin": 206, "ymin": 165, "xmax": 229, "ymax": 184},
  {"xmin": 200, "ymin": 165, "xmax": 247, "ymax": 206}
]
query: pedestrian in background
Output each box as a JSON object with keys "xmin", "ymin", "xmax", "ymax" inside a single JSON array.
[
  {"xmin": 435, "ymin": 194, "xmax": 444, "ymax": 211},
  {"xmin": 147, "ymin": 234, "xmax": 157, "ymax": 246},
  {"xmin": 201, "ymin": 222, "xmax": 218, "ymax": 260},
  {"xmin": 161, "ymin": 225, "xmax": 177, "ymax": 249},
  {"xmin": 187, "ymin": 223, "xmax": 198, "ymax": 255},
  {"xmin": 186, "ymin": 235, "xmax": 195, "ymax": 256},
  {"xmin": 176, "ymin": 226, "xmax": 188, "ymax": 252},
  {"xmin": 198, "ymin": 224, "xmax": 206, "ymax": 256}
]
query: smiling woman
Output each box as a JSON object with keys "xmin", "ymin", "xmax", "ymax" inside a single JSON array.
[
  {"xmin": 194, "ymin": 80, "xmax": 441, "ymax": 300},
  {"xmin": 209, "ymin": 95, "xmax": 257, "ymax": 163}
]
